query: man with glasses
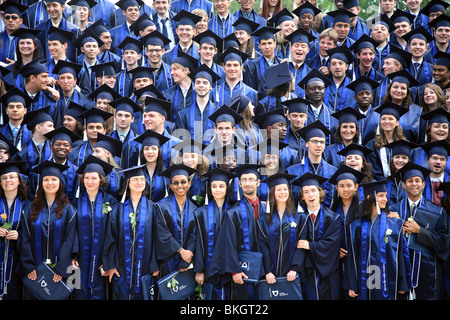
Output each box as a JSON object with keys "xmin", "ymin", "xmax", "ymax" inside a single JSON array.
[{"xmin": 0, "ymin": 0, "xmax": 26, "ymax": 63}]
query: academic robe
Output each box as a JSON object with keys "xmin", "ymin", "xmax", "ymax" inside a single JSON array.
[
  {"xmin": 248, "ymin": 143, "xmax": 299, "ymax": 174},
  {"xmin": 305, "ymin": 53, "xmax": 328, "ymax": 72},
  {"xmin": 13, "ymin": 139, "xmax": 52, "ymax": 175},
  {"xmin": 109, "ymin": 23, "xmax": 138, "ymax": 57},
  {"xmin": 89, "ymin": 0, "xmax": 116, "ymax": 29},
  {"xmin": 148, "ymin": 61, "xmax": 173, "ymax": 94},
  {"xmin": 399, "ymin": 104, "xmax": 422, "ymax": 144},
  {"xmin": 0, "ymin": 196, "xmax": 31, "ymax": 300},
  {"xmin": 206, "ymin": 197, "xmax": 266, "ymax": 300},
  {"xmin": 276, "ymin": 42, "xmax": 291, "ymax": 61},
  {"xmin": 256, "ymin": 94, "xmax": 298, "ymax": 117},
  {"xmin": 171, "ymin": 0, "xmax": 213, "ymax": 19},
  {"xmin": 143, "ymin": 166, "xmax": 170, "ymax": 203},
  {"xmin": 71, "ymin": 190, "xmax": 117, "ymax": 300},
  {"xmin": 114, "ymin": 69, "xmax": 133, "ymax": 98},
  {"xmin": 297, "ymin": 204, "xmax": 341, "ymax": 300},
  {"xmin": 389, "ymin": 197, "xmax": 450, "ymax": 300},
  {"xmin": 306, "ymin": 103, "xmax": 338, "ymax": 145},
  {"xmin": 324, "ymin": 77, "xmax": 355, "ymax": 112},
  {"xmin": 105, "ymin": 196, "xmax": 159, "ymax": 300},
  {"xmin": 208, "ymin": 12, "xmax": 236, "ymax": 38},
  {"xmin": 20, "ymin": 200, "xmax": 77, "ymax": 279},
  {"xmin": 193, "ymin": 199, "xmax": 230, "ymax": 300},
  {"xmin": 386, "ymin": 177, "xmax": 406, "ymax": 205},
  {"xmin": 345, "ymin": 213, "xmax": 410, "ymax": 300},
  {"xmin": 288, "ymin": 61, "xmax": 310, "ymax": 98},
  {"xmin": 282, "ymin": 125, "xmax": 306, "ymax": 155},
  {"xmin": 21, "ymin": 89, "xmax": 57, "ymax": 118},
  {"xmin": 366, "ymin": 139, "xmax": 391, "ymax": 180},
  {"xmin": 411, "ymin": 147, "xmax": 450, "ymax": 175},
  {"xmin": 352, "ymin": 65, "xmax": 385, "ymax": 83},
  {"xmin": 112, "ymin": 4, "xmax": 155, "ymax": 28},
  {"xmin": 162, "ymin": 42, "xmax": 200, "ymax": 66},
  {"xmin": 69, "ymin": 140, "xmax": 94, "ymax": 168},
  {"xmin": 188, "ymin": 172, "xmax": 208, "ymax": 206},
  {"xmin": 104, "ymin": 168, "xmax": 124, "ymax": 199},
  {"xmin": 155, "ymin": 195, "xmax": 198, "ymax": 277},
  {"xmin": 243, "ymin": 55, "xmax": 282, "ymax": 99},
  {"xmin": 423, "ymin": 173, "xmax": 450, "ymax": 206},
  {"xmin": 163, "ymin": 82, "xmax": 195, "ymax": 124},
  {"xmin": 0, "ymin": 31, "xmax": 17, "ymax": 63},
  {"xmin": 151, "ymin": 11, "xmax": 178, "ymax": 50},
  {"xmin": 324, "ymin": 143, "xmax": 347, "ymax": 168},
  {"xmin": 54, "ymin": 89, "xmax": 93, "ymax": 129},
  {"xmin": 233, "ymin": 9, "xmax": 266, "ymax": 28},
  {"xmin": 0, "ymin": 123, "xmax": 32, "ymax": 152},
  {"xmin": 353, "ymin": 105, "xmax": 380, "ymax": 145},
  {"xmin": 373, "ymin": 44, "xmax": 392, "ymax": 75},
  {"xmin": 97, "ymin": 50, "xmax": 122, "ymax": 72},
  {"xmin": 235, "ymin": 123, "xmax": 262, "ymax": 149},
  {"xmin": 109, "ymin": 129, "xmax": 139, "ymax": 169},
  {"xmin": 407, "ymin": 60, "xmax": 434, "ymax": 91},
  {"xmin": 373, "ymin": 76, "xmax": 390, "ymax": 108},
  {"xmin": 210, "ymin": 80, "xmax": 259, "ymax": 112}
]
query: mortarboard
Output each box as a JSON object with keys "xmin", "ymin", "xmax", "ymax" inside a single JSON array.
[
  {"xmin": 128, "ymin": 66, "xmax": 157, "ymax": 81},
  {"xmin": 118, "ymin": 36, "xmax": 143, "ymax": 53},
  {"xmin": 108, "ymin": 97, "xmax": 142, "ymax": 115},
  {"xmin": 387, "ymin": 69, "xmax": 420, "ymax": 87},
  {"xmin": 0, "ymin": 161, "xmax": 26, "ymax": 176},
  {"xmin": 67, "ymin": 0, "xmax": 97, "ymax": 7},
  {"xmin": 52, "ymin": 60, "xmax": 82, "ymax": 78},
  {"xmin": 65, "ymin": 101, "xmax": 88, "ymax": 122},
  {"xmin": 326, "ymin": 45, "xmax": 354, "ymax": 64},
  {"xmin": 88, "ymin": 19, "xmax": 109, "ymax": 36},
  {"xmin": 268, "ymin": 8, "xmax": 295, "ymax": 27},
  {"xmin": 437, "ymin": 180, "xmax": 450, "ymax": 193},
  {"xmin": 292, "ymin": 172, "xmax": 328, "ymax": 188},
  {"xmin": 94, "ymin": 133, "xmax": 122, "ymax": 157},
  {"xmin": 297, "ymin": 120, "xmax": 331, "ymax": 141},
  {"xmin": 360, "ymin": 180, "xmax": 388, "ymax": 197},
  {"xmin": 173, "ymin": 9, "xmax": 203, "ymax": 27},
  {"xmin": 11, "ymin": 27, "xmax": 40, "ymax": 41},
  {"xmin": 143, "ymin": 96, "xmax": 171, "ymax": 117},
  {"xmin": 342, "ymin": 0, "xmax": 360, "ymax": 9},
  {"xmin": 81, "ymin": 107, "xmax": 113, "ymax": 125},
  {"xmin": 225, "ymin": 90, "xmax": 251, "ymax": 114},
  {"xmin": 254, "ymin": 107, "xmax": 286, "ymax": 129},
  {"xmin": 346, "ymin": 75, "xmax": 380, "ymax": 93},
  {"xmin": 281, "ymin": 97, "xmax": 311, "ymax": 114},
  {"xmin": 420, "ymin": 0, "xmax": 450, "ymax": 16},
  {"xmin": 134, "ymin": 84, "xmax": 165, "ymax": 100},
  {"xmin": 385, "ymin": 45, "xmax": 412, "ymax": 69},
  {"xmin": 367, "ymin": 14, "xmax": 396, "ymax": 33},
  {"xmin": 427, "ymin": 13, "xmax": 450, "ymax": 29},
  {"xmin": 402, "ymin": 26, "xmax": 434, "ymax": 43},
  {"xmin": 118, "ymin": 164, "xmax": 147, "ymax": 179},
  {"xmin": 18, "ymin": 58, "xmax": 48, "ymax": 77},
  {"xmin": 326, "ymin": 8, "xmax": 357, "ymax": 25},
  {"xmin": 173, "ymin": 138, "xmax": 207, "ymax": 155},
  {"xmin": 328, "ymin": 163, "xmax": 366, "ymax": 185},
  {"xmin": 141, "ymin": 29, "xmax": 171, "ymax": 48},
  {"xmin": 292, "ymin": 2, "xmax": 321, "ymax": 18},
  {"xmin": 133, "ymin": 129, "xmax": 169, "ymax": 147},
  {"xmin": 44, "ymin": 126, "xmax": 81, "ymax": 144},
  {"xmin": 252, "ymin": 139, "xmax": 289, "ymax": 155},
  {"xmin": 374, "ymin": 100, "xmax": 408, "ymax": 119},
  {"xmin": 48, "ymin": 26, "xmax": 74, "ymax": 44},
  {"xmin": 204, "ymin": 167, "xmax": 236, "ymax": 184},
  {"xmin": 90, "ymin": 62, "xmax": 116, "ymax": 77},
  {"xmin": 193, "ymin": 29, "xmax": 223, "ymax": 52},
  {"xmin": 31, "ymin": 160, "xmax": 69, "ymax": 181},
  {"xmin": 384, "ymin": 139, "xmax": 418, "ymax": 157},
  {"xmin": 251, "ymin": 26, "xmax": 280, "ymax": 41},
  {"xmin": 22, "ymin": 106, "xmax": 53, "ymax": 130},
  {"xmin": 0, "ymin": 0, "xmax": 27, "ymax": 15},
  {"xmin": 76, "ymin": 154, "xmax": 113, "ymax": 176},
  {"xmin": 232, "ymin": 163, "xmax": 264, "ymax": 178},
  {"xmin": 189, "ymin": 64, "xmax": 221, "ymax": 84},
  {"xmin": 298, "ymin": 68, "xmax": 332, "ymax": 90},
  {"xmin": 421, "ymin": 140, "xmax": 450, "ymax": 158},
  {"xmin": 264, "ymin": 61, "xmax": 292, "ymax": 90},
  {"xmin": 218, "ymin": 47, "xmax": 250, "ymax": 65},
  {"xmin": 331, "ymin": 106, "xmax": 366, "ymax": 125},
  {"xmin": 223, "ymin": 33, "xmax": 240, "ymax": 50},
  {"xmin": 392, "ymin": 161, "xmax": 431, "ymax": 182},
  {"xmin": 130, "ymin": 13, "xmax": 155, "ymax": 36},
  {"xmin": 73, "ymin": 28, "xmax": 104, "ymax": 49},
  {"xmin": 420, "ymin": 107, "xmax": 450, "ymax": 124},
  {"xmin": 208, "ymin": 105, "xmax": 243, "ymax": 127},
  {"xmin": 0, "ymin": 65, "xmax": 10, "ymax": 81},
  {"xmin": 0, "ymin": 131, "xmax": 18, "ymax": 157},
  {"xmin": 46, "ymin": 0, "xmax": 66, "ymax": 4},
  {"xmin": 336, "ymin": 142, "xmax": 373, "ymax": 158},
  {"xmin": 349, "ymin": 34, "xmax": 379, "ymax": 54},
  {"xmin": 390, "ymin": 9, "xmax": 415, "ymax": 25},
  {"xmin": 434, "ymin": 51, "xmax": 450, "ymax": 69},
  {"xmin": 232, "ymin": 16, "xmax": 260, "ymax": 35},
  {"xmin": 115, "ymin": 0, "xmax": 143, "ymax": 10},
  {"xmin": 172, "ymin": 50, "xmax": 198, "ymax": 71},
  {"xmin": 285, "ymin": 26, "xmax": 316, "ymax": 44},
  {"xmin": 262, "ymin": 172, "xmax": 297, "ymax": 190},
  {"xmin": 0, "ymin": 87, "xmax": 33, "ymax": 107},
  {"xmin": 88, "ymin": 84, "xmax": 122, "ymax": 101},
  {"xmin": 161, "ymin": 163, "xmax": 196, "ymax": 179}
]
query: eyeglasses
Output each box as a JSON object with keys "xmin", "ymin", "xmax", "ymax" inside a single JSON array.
[
  {"xmin": 240, "ymin": 178, "xmax": 258, "ymax": 183},
  {"xmin": 4, "ymin": 15, "xmax": 20, "ymax": 20},
  {"xmin": 171, "ymin": 180, "xmax": 188, "ymax": 186},
  {"xmin": 130, "ymin": 177, "xmax": 146, "ymax": 183},
  {"xmin": 309, "ymin": 139, "xmax": 326, "ymax": 146},
  {"xmin": 1, "ymin": 176, "xmax": 18, "ymax": 181},
  {"xmin": 147, "ymin": 48, "xmax": 163, "ymax": 53}
]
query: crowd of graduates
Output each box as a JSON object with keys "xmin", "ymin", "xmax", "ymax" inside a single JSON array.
[{"xmin": 0, "ymin": 0, "xmax": 449, "ymax": 301}]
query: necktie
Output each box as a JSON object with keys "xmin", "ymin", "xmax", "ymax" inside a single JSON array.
[
  {"xmin": 432, "ymin": 181, "xmax": 442, "ymax": 205},
  {"xmin": 313, "ymin": 107, "xmax": 319, "ymax": 119},
  {"xmin": 311, "ymin": 213, "xmax": 315, "ymax": 224},
  {"xmin": 321, "ymin": 58, "xmax": 327, "ymax": 67},
  {"xmin": 413, "ymin": 63, "xmax": 420, "ymax": 76},
  {"xmin": 410, "ymin": 203, "xmax": 416, "ymax": 217},
  {"xmin": 119, "ymin": 134, "xmax": 125, "ymax": 142},
  {"xmin": 161, "ymin": 18, "xmax": 168, "ymax": 38},
  {"xmin": 12, "ymin": 127, "xmax": 18, "ymax": 138},
  {"xmin": 183, "ymin": 47, "xmax": 188, "ymax": 53},
  {"xmin": 251, "ymin": 201, "xmax": 259, "ymax": 220}
]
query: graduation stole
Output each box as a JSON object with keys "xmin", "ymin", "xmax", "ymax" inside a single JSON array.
[
  {"xmin": 35, "ymin": 204, "xmax": 63, "ymax": 265},
  {"xmin": 268, "ymin": 213, "xmax": 296, "ymax": 274},
  {"xmin": 172, "ymin": 83, "xmax": 193, "ymax": 124},
  {"xmin": 108, "ymin": 169, "xmax": 118, "ymax": 197},
  {"xmin": 190, "ymin": 97, "xmax": 214, "ymax": 141},
  {"xmin": 324, "ymin": 77, "xmax": 351, "ymax": 112},
  {"xmin": 76, "ymin": 141, "xmax": 91, "ymax": 167},
  {"xmin": 211, "ymin": 14, "xmax": 235, "ymax": 37},
  {"xmin": 171, "ymin": 195, "xmax": 189, "ymax": 245},
  {"xmin": 33, "ymin": 0, "xmax": 48, "ymax": 28},
  {"xmin": 0, "ymin": 196, "xmax": 22, "ymax": 292},
  {"xmin": 147, "ymin": 170, "xmax": 164, "ymax": 202},
  {"xmin": 205, "ymin": 200, "xmax": 229, "ymax": 269},
  {"xmin": 236, "ymin": 123, "xmax": 260, "ymax": 147},
  {"xmin": 27, "ymin": 140, "xmax": 51, "ymax": 170},
  {"xmin": 123, "ymin": 198, "xmax": 147, "ymax": 294},
  {"xmin": 1, "ymin": 124, "xmax": 29, "ymax": 149},
  {"xmin": 407, "ymin": 60, "xmax": 431, "ymax": 83},
  {"xmin": 239, "ymin": 198, "xmax": 265, "ymax": 251},
  {"xmin": 80, "ymin": 191, "xmax": 103, "ymax": 288}
]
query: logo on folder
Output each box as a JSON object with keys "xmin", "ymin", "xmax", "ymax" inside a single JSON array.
[{"xmin": 239, "ymin": 261, "xmax": 250, "ymax": 271}]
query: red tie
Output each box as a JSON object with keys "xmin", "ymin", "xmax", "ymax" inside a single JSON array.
[
  {"xmin": 295, "ymin": 64, "xmax": 299, "ymax": 71},
  {"xmin": 311, "ymin": 213, "xmax": 315, "ymax": 224},
  {"xmin": 251, "ymin": 201, "xmax": 259, "ymax": 220},
  {"xmin": 432, "ymin": 181, "xmax": 442, "ymax": 205}
]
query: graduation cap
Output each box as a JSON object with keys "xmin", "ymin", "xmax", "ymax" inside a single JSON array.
[
  {"xmin": 232, "ymin": 16, "xmax": 260, "ymax": 35},
  {"xmin": 172, "ymin": 9, "xmax": 203, "ymax": 27},
  {"xmin": 31, "ymin": 160, "xmax": 69, "ymax": 181},
  {"xmin": 0, "ymin": 131, "xmax": 19, "ymax": 157},
  {"xmin": 285, "ymin": 26, "xmax": 316, "ymax": 44},
  {"xmin": 76, "ymin": 154, "xmax": 114, "ymax": 176},
  {"xmin": 18, "ymin": 58, "xmax": 48, "ymax": 77},
  {"xmin": 421, "ymin": 140, "xmax": 450, "ymax": 158},
  {"xmin": 254, "ymin": 107, "xmax": 286, "ymax": 129},
  {"xmin": 268, "ymin": 8, "xmax": 295, "ymax": 27},
  {"xmin": 360, "ymin": 180, "xmax": 388, "ymax": 198},
  {"xmin": 292, "ymin": 2, "xmax": 321, "ymax": 18},
  {"xmin": 11, "ymin": 27, "xmax": 40, "ymax": 40},
  {"xmin": 262, "ymin": 172, "xmax": 297, "ymax": 190},
  {"xmin": 141, "ymin": 29, "xmax": 171, "ymax": 48},
  {"xmin": 331, "ymin": 107, "xmax": 365, "ymax": 125},
  {"xmin": 115, "ymin": 0, "xmax": 143, "ymax": 10},
  {"xmin": 143, "ymin": 96, "xmax": 171, "ymax": 118},
  {"xmin": 223, "ymin": 33, "xmax": 240, "ymax": 50},
  {"xmin": 420, "ymin": 106, "xmax": 450, "ymax": 124},
  {"xmin": 91, "ymin": 62, "xmax": 116, "ymax": 77},
  {"xmin": 427, "ymin": 13, "xmax": 450, "ymax": 29},
  {"xmin": 390, "ymin": 9, "xmax": 415, "ymax": 25},
  {"xmin": 434, "ymin": 51, "xmax": 450, "ymax": 69},
  {"xmin": 297, "ymin": 120, "xmax": 331, "ymax": 141},
  {"xmin": 225, "ymin": 90, "xmax": 251, "ymax": 114},
  {"xmin": 336, "ymin": 142, "xmax": 373, "ymax": 158},
  {"xmin": 402, "ymin": 26, "xmax": 434, "ymax": 44},
  {"xmin": 46, "ymin": 0, "xmax": 66, "ymax": 4},
  {"xmin": 193, "ymin": 29, "xmax": 223, "ymax": 52},
  {"xmin": 298, "ymin": 68, "xmax": 332, "ymax": 90},
  {"xmin": 22, "ymin": 106, "xmax": 53, "ymax": 130},
  {"xmin": 161, "ymin": 163, "xmax": 196, "ymax": 180},
  {"xmin": 173, "ymin": 138, "xmax": 207, "ymax": 154},
  {"xmin": 349, "ymin": 34, "xmax": 379, "ymax": 54},
  {"xmin": 392, "ymin": 161, "xmax": 431, "ymax": 182},
  {"xmin": 189, "ymin": 64, "xmax": 221, "ymax": 85},
  {"xmin": 420, "ymin": 0, "xmax": 450, "ymax": 16},
  {"xmin": 94, "ymin": 133, "xmax": 122, "ymax": 157},
  {"xmin": 130, "ymin": 12, "xmax": 155, "ymax": 37},
  {"xmin": 0, "ymin": 161, "xmax": 26, "ymax": 176},
  {"xmin": 252, "ymin": 139, "xmax": 289, "ymax": 155},
  {"xmin": 0, "ymin": 65, "xmax": 10, "ymax": 81},
  {"xmin": 374, "ymin": 100, "xmax": 408, "ymax": 119},
  {"xmin": 387, "ymin": 69, "xmax": 420, "ymax": 87},
  {"xmin": 385, "ymin": 45, "xmax": 412, "ymax": 69},
  {"xmin": 0, "ymin": 0, "xmax": 27, "ymax": 15},
  {"xmin": 172, "ymin": 50, "xmax": 199, "ymax": 71},
  {"xmin": 88, "ymin": 19, "xmax": 109, "ymax": 36},
  {"xmin": 65, "ymin": 101, "xmax": 88, "ymax": 122},
  {"xmin": 328, "ymin": 163, "xmax": 366, "ymax": 185},
  {"xmin": 52, "ymin": 60, "xmax": 82, "ymax": 78},
  {"xmin": 73, "ymin": 28, "xmax": 104, "ymax": 49},
  {"xmin": 326, "ymin": 8, "xmax": 357, "ymax": 25},
  {"xmin": 232, "ymin": 163, "xmax": 265, "ymax": 178},
  {"xmin": 67, "ymin": 0, "xmax": 97, "ymax": 7},
  {"xmin": 251, "ymin": 26, "xmax": 280, "ymax": 41},
  {"xmin": 326, "ymin": 45, "xmax": 354, "ymax": 64},
  {"xmin": 88, "ymin": 83, "xmax": 122, "ymax": 101},
  {"xmin": 0, "ymin": 87, "xmax": 33, "ymax": 107},
  {"xmin": 437, "ymin": 180, "xmax": 450, "ymax": 192},
  {"xmin": 367, "ymin": 13, "xmax": 396, "ymax": 33},
  {"xmin": 48, "ymin": 26, "xmax": 75, "ymax": 44},
  {"xmin": 118, "ymin": 36, "xmax": 143, "ymax": 54},
  {"xmin": 346, "ymin": 75, "xmax": 380, "ymax": 93},
  {"xmin": 264, "ymin": 61, "xmax": 292, "ymax": 90},
  {"xmin": 133, "ymin": 129, "xmax": 169, "ymax": 147},
  {"xmin": 128, "ymin": 66, "xmax": 156, "ymax": 81},
  {"xmin": 281, "ymin": 97, "xmax": 311, "ymax": 114},
  {"xmin": 213, "ymin": 144, "xmax": 239, "ymax": 162},
  {"xmin": 292, "ymin": 172, "xmax": 328, "ymax": 189},
  {"xmin": 118, "ymin": 164, "xmax": 147, "ymax": 179},
  {"xmin": 108, "ymin": 97, "xmax": 142, "ymax": 115},
  {"xmin": 218, "ymin": 47, "xmax": 250, "ymax": 65},
  {"xmin": 208, "ymin": 105, "xmax": 243, "ymax": 127},
  {"xmin": 81, "ymin": 107, "xmax": 113, "ymax": 125},
  {"xmin": 342, "ymin": 0, "xmax": 361, "ymax": 9},
  {"xmin": 203, "ymin": 167, "xmax": 236, "ymax": 184},
  {"xmin": 384, "ymin": 139, "xmax": 418, "ymax": 157},
  {"xmin": 134, "ymin": 84, "xmax": 165, "ymax": 100},
  {"xmin": 44, "ymin": 126, "xmax": 81, "ymax": 144}
]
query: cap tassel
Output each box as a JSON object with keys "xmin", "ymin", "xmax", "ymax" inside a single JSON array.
[
  {"xmin": 75, "ymin": 184, "xmax": 80, "ymax": 199},
  {"xmin": 121, "ymin": 181, "xmax": 128, "ymax": 203},
  {"xmin": 204, "ymin": 182, "xmax": 209, "ymax": 205},
  {"xmin": 266, "ymin": 199, "xmax": 270, "ymax": 213}
]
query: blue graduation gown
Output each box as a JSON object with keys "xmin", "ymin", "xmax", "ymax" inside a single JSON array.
[
  {"xmin": 366, "ymin": 138, "xmax": 391, "ymax": 180},
  {"xmin": 297, "ymin": 205, "xmax": 341, "ymax": 300},
  {"xmin": 115, "ymin": 69, "xmax": 133, "ymax": 98},
  {"xmin": 288, "ymin": 61, "xmax": 310, "ymax": 98},
  {"xmin": 235, "ymin": 123, "xmax": 262, "ymax": 149},
  {"xmin": 155, "ymin": 195, "xmax": 198, "ymax": 277},
  {"xmin": 176, "ymin": 100, "xmax": 218, "ymax": 144},
  {"xmin": 72, "ymin": 190, "xmax": 117, "ymax": 300},
  {"xmin": 112, "ymin": 4, "xmax": 155, "ymax": 28},
  {"xmin": 306, "ymin": 103, "xmax": 338, "ymax": 145},
  {"xmin": 324, "ymin": 143, "xmax": 347, "ymax": 168},
  {"xmin": 109, "ymin": 23, "xmax": 137, "ymax": 57},
  {"xmin": 0, "ymin": 31, "xmax": 17, "ymax": 63},
  {"xmin": 147, "ymin": 61, "xmax": 173, "ymax": 94},
  {"xmin": 407, "ymin": 60, "xmax": 434, "ymax": 89},
  {"xmin": 69, "ymin": 141, "xmax": 94, "ymax": 167},
  {"xmin": 211, "ymin": 80, "xmax": 258, "ymax": 112},
  {"xmin": 423, "ymin": 173, "xmax": 450, "ymax": 205},
  {"xmin": 143, "ymin": 166, "xmax": 170, "ymax": 203},
  {"xmin": 389, "ymin": 197, "xmax": 450, "ymax": 300},
  {"xmin": 97, "ymin": 50, "xmax": 122, "ymax": 72},
  {"xmin": 162, "ymin": 42, "xmax": 200, "ymax": 66},
  {"xmin": 0, "ymin": 123, "xmax": 31, "ymax": 151},
  {"xmin": 163, "ymin": 82, "xmax": 195, "ymax": 124},
  {"xmin": 324, "ymin": 77, "xmax": 355, "ymax": 112},
  {"xmin": 106, "ymin": 196, "xmax": 159, "ymax": 300},
  {"xmin": 20, "ymin": 201, "xmax": 77, "ymax": 278},
  {"xmin": 109, "ymin": 129, "xmax": 138, "ymax": 169},
  {"xmin": 21, "ymin": 89, "xmax": 57, "ymax": 118},
  {"xmin": 90, "ymin": 0, "xmax": 116, "ymax": 29},
  {"xmin": 243, "ymin": 55, "xmax": 282, "ymax": 99},
  {"xmin": 208, "ymin": 12, "xmax": 236, "ymax": 38},
  {"xmin": 353, "ymin": 105, "xmax": 380, "ymax": 145},
  {"xmin": 13, "ymin": 139, "xmax": 52, "ymax": 175},
  {"xmin": 104, "ymin": 168, "xmax": 124, "ymax": 199},
  {"xmin": 373, "ymin": 44, "xmax": 391, "ymax": 75},
  {"xmin": 411, "ymin": 147, "xmax": 450, "ymax": 175},
  {"xmin": 171, "ymin": 0, "xmax": 213, "ymax": 18},
  {"xmin": 54, "ymin": 90, "xmax": 93, "ymax": 129},
  {"xmin": 233, "ymin": 9, "xmax": 266, "ymax": 27},
  {"xmin": 353, "ymin": 65, "xmax": 385, "ymax": 83},
  {"xmin": 399, "ymin": 104, "xmax": 422, "ymax": 144},
  {"xmin": 282, "ymin": 126, "xmax": 306, "ymax": 155},
  {"xmin": 345, "ymin": 213, "xmax": 410, "ymax": 300},
  {"xmin": 386, "ymin": 177, "xmax": 406, "ymax": 205},
  {"xmin": 256, "ymin": 94, "xmax": 298, "ymax": 116}
]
